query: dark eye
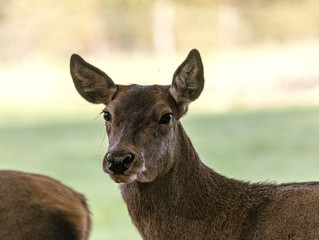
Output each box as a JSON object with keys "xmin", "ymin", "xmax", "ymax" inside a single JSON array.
[
  {"xmin": 103, "ymin": 111, "xmax": 112, "ymax": 123},
  {"xmin": 159, "ymin": 113, "xmax": 172, "ymax": 124}
]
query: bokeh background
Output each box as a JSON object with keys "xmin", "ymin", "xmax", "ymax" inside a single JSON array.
[{"xmin": 1, "ymin": 0, "xmax": 319, "ymax": 239}]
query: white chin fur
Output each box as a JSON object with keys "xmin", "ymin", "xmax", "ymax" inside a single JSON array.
[{"xmin": 110, "ymin": 173, "xmax": 138, "ymax": 184}]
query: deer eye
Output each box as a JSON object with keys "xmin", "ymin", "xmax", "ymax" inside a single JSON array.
[
  {"xmin": 103, "ymin": 111, "xmax": 112, "ymax": 123},
  {"xmin": 159, "ymin": 113, "xmax": 172, "ymax": 124}
]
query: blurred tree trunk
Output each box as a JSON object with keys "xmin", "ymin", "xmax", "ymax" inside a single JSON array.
[{"xmin": 153, "ymin": 0, "xmax": 176, "ymax": 55}]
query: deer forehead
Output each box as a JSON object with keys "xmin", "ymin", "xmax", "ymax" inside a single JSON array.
[{"xmin": 107, "ymin": 85, "xmax": 173, "ymax": 117}]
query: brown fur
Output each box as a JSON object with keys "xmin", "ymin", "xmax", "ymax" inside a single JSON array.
[
  {"xmin": 70, "ymin": 49, "xmax": 319, "ymax": 240},
  {"xmin": 0, "ymin": 170, "xmax": 91, "ymax": 240}
]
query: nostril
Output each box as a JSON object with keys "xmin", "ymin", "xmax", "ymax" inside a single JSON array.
[
  {"xmin": 123, "ymin": 154, "xmax": 134, "ymax": 169},
  {"xmin": 106, "ymin": 154, "xmax": 114, "ymax": 168}
]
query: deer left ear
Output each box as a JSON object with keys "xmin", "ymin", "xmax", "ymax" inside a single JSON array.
[
  {"xmin": 169, "ymin": 49, "xmax": 204, "ymax": 109},
  {"xmin": 70, "ymin": 54, "xmax": 117, "ymax": 105}
]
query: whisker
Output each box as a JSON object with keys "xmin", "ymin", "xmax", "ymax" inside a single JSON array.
[
  {"xmin": 99, "ymin": 132, "xmax": 107, "ymax": 153},
  {"xmin": 94, "ymin": 110, "xmax": 104, "ymax": 121}
]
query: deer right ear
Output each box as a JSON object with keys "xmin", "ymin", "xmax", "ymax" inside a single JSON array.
[
  {"xmin": 169, "ymin": 49, "xmax": 204, "ymax": 111},
  {"xmin": 70, "ymin": 54, "xmax": 117, "ymax": 105}
]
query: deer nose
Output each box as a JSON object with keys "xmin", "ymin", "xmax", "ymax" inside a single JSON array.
[{"xmin": 106, "ymin": 153, "xmax": 134, "ymax": 174}]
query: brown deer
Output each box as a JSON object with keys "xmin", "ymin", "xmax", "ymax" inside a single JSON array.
[
  {"xmin": 0, "ymin": 170, "xmax": 91, "ymax": 240},
  {"xmin": 70, "ymin": 49, "xmax": 319, "ymax": 239}
]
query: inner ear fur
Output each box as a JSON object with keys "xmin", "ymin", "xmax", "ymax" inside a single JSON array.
[
  {"xmin": 169, "ymin": 49, "xmax": 204, "ymax": 108},
  {"xmin": 70, "ymin": 54, "xmax": 117, "ymax": 105}
]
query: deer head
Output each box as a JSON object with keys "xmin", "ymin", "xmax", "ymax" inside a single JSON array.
[{"xmin": 70, "ymin": 49, "xmax": 204, "ymax": 183}]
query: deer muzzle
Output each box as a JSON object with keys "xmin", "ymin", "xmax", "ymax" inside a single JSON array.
[
  {"xmin": 102, "ymin": 148, "xmax": 146, "ymax": 183},
  {"xmin": 105, "ymin": 153, "xmax": 134, "ymax": 174}
]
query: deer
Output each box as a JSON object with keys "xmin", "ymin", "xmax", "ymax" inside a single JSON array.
[
  {"xmin": 70, "ymin": 49, "xmax": 319, "ymax": 239},
  {"xmin": 0, "ymin": 170, "xmax": 91, "ymax": 240}
]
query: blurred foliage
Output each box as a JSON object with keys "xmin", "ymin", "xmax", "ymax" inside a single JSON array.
[{"xmin": 0, "ymin": 0, "xmax": 318, "ymax": 63}]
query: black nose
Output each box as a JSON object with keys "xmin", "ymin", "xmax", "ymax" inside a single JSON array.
[{"xmin": 106, "ymin": 153, "xmax": 134, "ymax": 174}]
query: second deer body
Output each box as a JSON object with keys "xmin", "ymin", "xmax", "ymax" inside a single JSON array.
[
  {"xmin": 70, "ymin": 49, "xmax": 319, "ymax": 239},
  {"xmin": 0, "ymin": 170, "xmax": 91, "ymax": 240}
]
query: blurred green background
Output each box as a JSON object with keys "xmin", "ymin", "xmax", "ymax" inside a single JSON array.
[{"xmin": 1, "ymin": 1, "xmax": 319, "ymax": 239}]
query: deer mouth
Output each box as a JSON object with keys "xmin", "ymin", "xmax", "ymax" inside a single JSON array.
[{"xmin": 109, "ymin": 173, "xmax": 138, "ymax": 184}]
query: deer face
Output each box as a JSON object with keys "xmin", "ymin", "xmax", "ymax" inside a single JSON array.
[
  {"xmin": 70, "ymin": 49, "xmax": 204, "ymax": 183},
  {"xmin": 100, "ymin": 85, "xmax": 179, "ymax": 183}
]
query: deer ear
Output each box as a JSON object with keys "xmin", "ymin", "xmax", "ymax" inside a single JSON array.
[
  {"xmin": 70, "ymin": 54, "xmax": 117, "ymax": 105},
  {"xmin": 169, "ymin": 49, "xmax": 204, "ymax": 107}
]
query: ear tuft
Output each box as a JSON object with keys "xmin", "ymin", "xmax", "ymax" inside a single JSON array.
[
  {"xmin": 169, "ymin": 49, "xmax": 204, "ymax": 112},
  {"xmin": 70, "ymin": 54, "xmax": 117, "ymax": 105}
]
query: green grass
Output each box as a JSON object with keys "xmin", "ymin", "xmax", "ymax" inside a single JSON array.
[
  {"xmin": 1, "ymin": 107, "xmax": 319, "ymax": 239},
  {"xmin": 183, "ymin": 107, "xmax": 319, "ymax": 183}
]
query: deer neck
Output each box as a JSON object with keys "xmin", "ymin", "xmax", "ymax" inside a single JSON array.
[{"xmin": 120, "ymin": 122, "xmax": 240, "ymax": 219}]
